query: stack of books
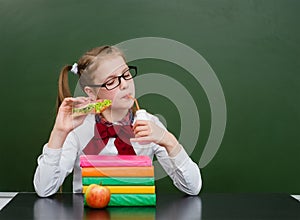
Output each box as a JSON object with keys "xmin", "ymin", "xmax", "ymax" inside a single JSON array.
[{"xmin": 80, "ymin": 155, "xmax": 156, "ymax": 206}]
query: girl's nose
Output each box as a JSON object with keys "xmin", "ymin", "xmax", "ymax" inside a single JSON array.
[{"xmin": 119, "ymin": 77, "xmax": 129, "ymax": 90}]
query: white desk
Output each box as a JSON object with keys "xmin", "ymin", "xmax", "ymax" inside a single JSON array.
[
  {"xmin": 291, "ymin": 195, "xmax": 300, "ymax": 202},
  {"xmin": 0, "ymin": 192, "xmax": 17, "ymax": 210}
]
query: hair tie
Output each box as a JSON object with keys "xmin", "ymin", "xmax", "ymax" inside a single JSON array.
[{"xmin": 70, "ymin": 63, "xmax": 78, "ymax": 74}]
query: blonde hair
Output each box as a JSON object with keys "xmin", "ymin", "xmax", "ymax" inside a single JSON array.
[{"xmin": 56, "ymin": 45, "xmax": 125, "ymax": 112}]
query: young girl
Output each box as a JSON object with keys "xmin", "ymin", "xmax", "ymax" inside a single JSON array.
[{"xmin": 33, "ymin": 45, "xmax": 202, "ymax": 197}]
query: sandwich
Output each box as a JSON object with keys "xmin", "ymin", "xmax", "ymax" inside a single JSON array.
[{"xmin": 72, "ymin": 99, "xmax": 112, "ymax": 115}]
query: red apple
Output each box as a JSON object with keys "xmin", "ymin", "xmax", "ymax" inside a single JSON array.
[{"xmin": 85, "ymin": 184, "xmax": 111, "ymax": 208}]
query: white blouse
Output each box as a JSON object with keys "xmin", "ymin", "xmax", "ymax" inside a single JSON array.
[{"xmin": 33, "ymin": 112, "xmax": 202, "ymax": 197}]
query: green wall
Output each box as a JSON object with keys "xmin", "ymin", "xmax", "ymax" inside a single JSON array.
[{"xmin": 0, "ymin": 0, "xmax": 299, "ymax": 193}]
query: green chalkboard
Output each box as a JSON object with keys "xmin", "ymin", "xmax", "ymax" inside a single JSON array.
[{"xmin": 0, "ymin": 0, "xmax": 299, "ymax": 194}]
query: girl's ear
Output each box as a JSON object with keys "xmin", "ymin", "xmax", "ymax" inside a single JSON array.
[{"xmin": 84, "ymin": 86, "xmax": 97, "ymax": 101}]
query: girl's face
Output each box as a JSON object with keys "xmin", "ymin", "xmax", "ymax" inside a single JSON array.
[{"xmin": 88, "ymin": 55, "xmax": 135, "ymax": 111}]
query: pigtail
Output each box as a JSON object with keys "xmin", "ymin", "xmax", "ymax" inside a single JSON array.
[{"xmin": 56, "ymin": 65, "xmax": 72, "ymax": 113}]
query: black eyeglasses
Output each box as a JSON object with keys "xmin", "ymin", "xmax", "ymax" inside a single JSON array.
[{"xmin": 86, "ymin": 66, "xmax": 137, "ymax": 90}]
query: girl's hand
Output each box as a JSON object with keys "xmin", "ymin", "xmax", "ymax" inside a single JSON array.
[
  {"xmin": 48, "ymin": 97, "xmax": 89, "ymax": 149},
  {"xmin": 53, "ymin": 97, "xmax": 90, "ymax": 133},
  {"xmin": 131, "ymin": 120, "xmax": 166, "ymax": 145},
  {"xmin": 131, "ymin": 120, "xmax": 180, "ymax": 156}
]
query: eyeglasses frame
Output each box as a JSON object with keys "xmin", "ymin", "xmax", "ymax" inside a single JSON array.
[{"xmin": 86, "ymin": 65, "xmax": 137, "ymax": 90}]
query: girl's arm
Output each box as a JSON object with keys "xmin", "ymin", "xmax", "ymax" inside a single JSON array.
[
  {"xmin": 33, "ymin": 133, "xmax": 79, "ymax": 197},
  {"xmin": 33, "ymin": 97, "xmax": 88, "ymax": 197},
  {"xmin": 132, "ymin": 115, "xmax": 202, "ymax": 195},
  {"xmin": 154, "ymin": 144, "xmax": 202, "ymax": 195}
]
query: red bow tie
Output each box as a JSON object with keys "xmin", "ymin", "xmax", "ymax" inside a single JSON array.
[{"xmin": 83, "ymin": 122, "xmax": 136, "ymax": 155}]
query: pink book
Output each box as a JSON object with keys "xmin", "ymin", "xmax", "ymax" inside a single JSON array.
[{"xmin": 80, "ymin": 155, "xmax": 152, "ymax": 167}]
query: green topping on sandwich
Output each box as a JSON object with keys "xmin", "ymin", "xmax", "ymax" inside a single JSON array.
[
  {"xmin": 94, "ymin": 99, "xmax": 112, "ymax": 113},
  {"xmin": 72, "ymin": 99, "xmax": 112, "ymax": 114}
]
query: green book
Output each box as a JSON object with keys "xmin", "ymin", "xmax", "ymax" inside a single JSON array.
[
  {"xmin": 109, "ymin": 194, "xmax": 156, "ymax": 206},
  {"xmin": 84, "ymin": 194, "xmax": 156, "ymax": 206},
  {"xmin": 82, "ymin": 177, "xmax": 154, "ymax": 186}
]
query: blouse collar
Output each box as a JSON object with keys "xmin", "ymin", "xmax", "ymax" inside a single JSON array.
[{"xmin": 95, "ymin": 109, "xmax": 134, "ymax": 126}]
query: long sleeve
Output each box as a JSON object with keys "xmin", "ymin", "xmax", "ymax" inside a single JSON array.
[
  {"xmin": 33, "ymin": 115, "xmax": 95, "ymax": 197},
  {"xmin": 154, "ymin": 144, "xmax": 202, "ymax": 195},
  {"xmin": 33, "ymin": 132, "xmax": 80, "ymax": 197},
  {"xmin": 149, "ymin": 114, "xmax": 202, "ymax": 195}
]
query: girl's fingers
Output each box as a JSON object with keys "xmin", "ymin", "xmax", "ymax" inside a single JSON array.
[
  {"xmin": 72, "ymin": 97, "xmax": 90, "ymax": 105},
  {"xmin": 61, "ymin": 97, "xmax": 90, "ymax": 110},
  {"xmin": 133, "ymin": 125, "xmax": 149, "ymax": 134},
  {"xmin": 134, "ymin": 130, "xmax": 151, "ymax": 138},
  {"xmin": 133, "ymin": 120, "xmax": 149, "ymax": 129},
  {"xmin": 64, "ymin": 97, "xmax": 89, "ymax": 104},
  {"xmin": 61, "ymin": 98, "xmax": 73, "ymax": 106}
]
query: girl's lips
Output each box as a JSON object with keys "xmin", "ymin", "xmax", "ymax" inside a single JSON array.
[{"xmin": 122, "ymin": 94, "xmax": 132, "ymax": 99}]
